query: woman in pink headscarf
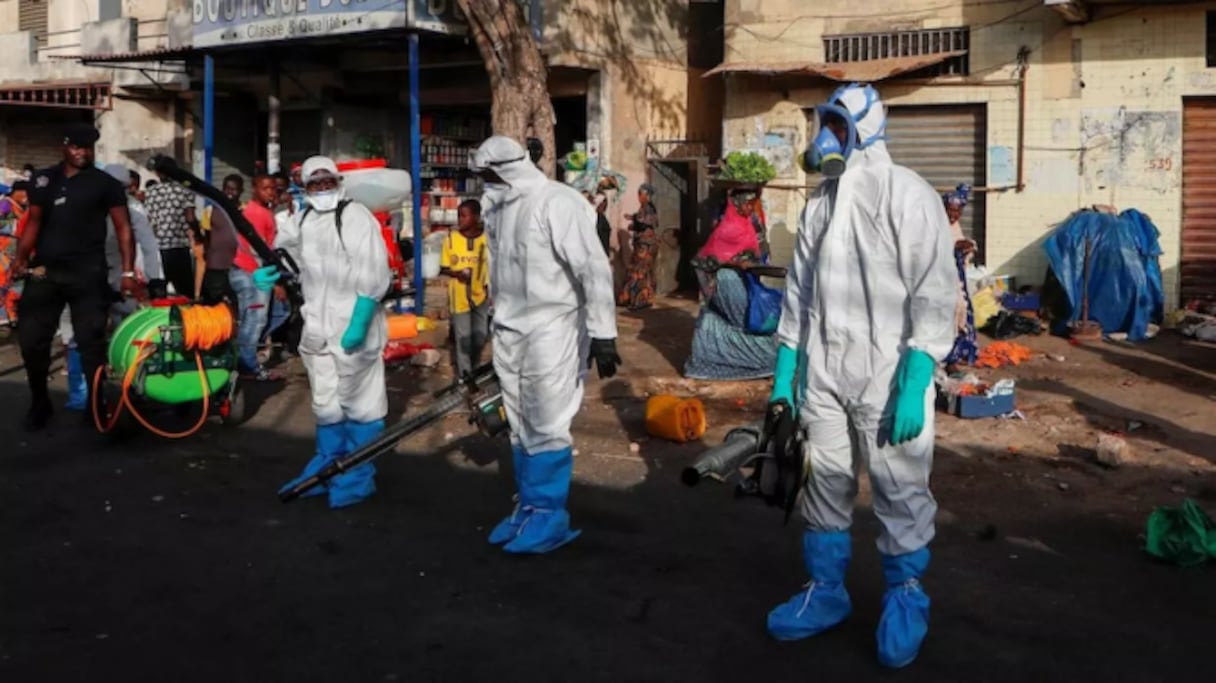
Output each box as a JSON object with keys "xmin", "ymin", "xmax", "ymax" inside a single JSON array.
[
  {"xmin": 684, "ymin": 187, "xmax": 779, "ymax": 381},
  {"xmin": 694, "ymin": 188, "xmax": 762, "ymax": 299}
]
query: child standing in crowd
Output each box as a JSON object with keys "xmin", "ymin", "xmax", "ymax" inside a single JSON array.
[{"xmin": 440, "ymin": 200, "xmax": 490, "ymax": 377}]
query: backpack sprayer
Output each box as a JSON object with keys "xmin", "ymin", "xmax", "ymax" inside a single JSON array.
[
  {"xmin": 681, "ymin": 402, "xmax": 805, "ymax": 524},
  {"xmin": 279, "ymin": 362, "xmax": 508, "ymax": 502}
]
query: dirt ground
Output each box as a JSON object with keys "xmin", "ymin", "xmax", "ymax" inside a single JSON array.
[{"xmin": 1, "ymin": 296, "xmax": 1214, "ymax": 682}]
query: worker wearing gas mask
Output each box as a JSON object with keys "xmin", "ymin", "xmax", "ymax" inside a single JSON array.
[
  {"xmin": 261, "ymin": 156, "xmax": 391, "ymax": 509},
  {"xmin": 767, "ymin": 83, "xmax": 956, "ymax": 668},
  {"xmin": 469, "ymin": 136, "xmax": 620, "ymax": 554}
]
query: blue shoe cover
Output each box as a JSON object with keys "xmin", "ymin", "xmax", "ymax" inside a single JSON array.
[
  {"xmin": 327, "ymin": 419, "xmax": 382, "ymax": 509},
  {"xmin": 767, "ymin": 530, "xmax": 852, "ymax": 641},
  {"xmin": 501, "ymin": 447, "xmax": 580, "ymax": 554},
  {"xmin": 503, "ymin": 508, "xmax": 580, "ymax": 554},
  {"xmin": 489, "ymin": 445, "xmax": 528, "ymax": 544},
  {"xmin": 278, "ymin": 423, "xmax": 347, "ymax": 499},
  {"xmin": 65, "ymin": 348, "xmax": 88, "ymax": 411},
  {"xmin": 876, "ymin": 548, "xmax": 931, "ymax": 669}
]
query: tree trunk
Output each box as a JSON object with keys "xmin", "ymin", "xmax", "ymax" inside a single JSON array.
[{"xmin": 455, "ymin": 0, "xmax": 557, "ymax": 177}]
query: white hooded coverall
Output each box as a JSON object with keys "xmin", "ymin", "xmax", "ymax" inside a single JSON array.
[
  {"xmin": 474, "ymin": 138, "xmax": 617, "ymax": 454},
  {"xmin": 779, "ymin": 89, "xmax": 957, "ymax": 557},
  {"xmin": 275, "ymin": 200, "xmax": 391, "ymax": 425}
]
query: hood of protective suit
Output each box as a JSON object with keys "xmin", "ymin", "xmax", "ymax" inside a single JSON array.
[
  {"xmin": 301, "ymin": 155, "xmax": 345, "ymax": 212},
  {"xmin": 470, "ymin": 136, "xmax": 547, "ymax": 192},
  {"xmin": 829, "ymin": 84, "xmax": 891, "ymax": 171}
]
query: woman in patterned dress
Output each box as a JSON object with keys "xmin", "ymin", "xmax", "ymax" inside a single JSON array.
[{"xmin": 618, "ymin": 183, "xmax": 659, "ymax": 311}]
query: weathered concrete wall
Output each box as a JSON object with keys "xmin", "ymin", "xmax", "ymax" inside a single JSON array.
[
  {"xmin": 97, "ymin": 95, "xmax": 179, "ymax": 172},
  {"xmin": 545, "ymin": 0, "xmax": 699, "ymax": 286},
  {"xmin": 721, "ymin": 1, "xmax": 1212, "ymax": 307},
  {"xmin": 0, "ymin": 1, "xmax": 18, "ymax": 30},
  {"xmin": 0, "ymin": 0, "xmax": 182, "ymax": 182}
]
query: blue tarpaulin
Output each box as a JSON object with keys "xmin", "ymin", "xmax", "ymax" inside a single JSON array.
[{"xmin": 1042, "ymin": 209, "xmax": 1164, "ymax": 341}]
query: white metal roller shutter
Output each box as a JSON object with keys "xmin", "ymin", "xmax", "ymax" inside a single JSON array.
[
  {"xmin": 3, "ymin": 110, "xmax": 91, "ymax": 173},
  {"xmin": 885, "ymin": 104, "xmax": 987, "ymax": 257}
]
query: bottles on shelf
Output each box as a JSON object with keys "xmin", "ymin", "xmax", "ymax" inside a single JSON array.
[
  {"xmin": 418, "ymin": 113, "xmax": 490, "ymax": 230},
  {"xmin": 421, "ymin": 139, "xmax": 473, "ymax": 167}
]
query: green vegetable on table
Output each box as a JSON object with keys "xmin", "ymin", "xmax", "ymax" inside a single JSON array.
[{"xmin": 718, "ymin": 151, "xmax": 777, "ymax": 184}]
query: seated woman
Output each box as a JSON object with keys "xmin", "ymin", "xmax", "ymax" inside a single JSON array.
[{"xmin": 683, "ymin": 188, "xmax": 782, "ymax": 381}]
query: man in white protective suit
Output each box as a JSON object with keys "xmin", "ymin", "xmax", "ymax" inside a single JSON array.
[
  {"xmin": 765, "ymin": 83, "xmax": 957, "ymax": 668},
  {"xmin": 263, "ymin": 156, "xmax": 392, "ymax": 509},
  {"xmin": 470, "ymin": 136, "xmax": 621, "ymax": 555}
]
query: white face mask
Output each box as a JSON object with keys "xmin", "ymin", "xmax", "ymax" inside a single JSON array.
[{"xmin": 306, "ymin": 190, "xmax": 340, "ymax": 212}]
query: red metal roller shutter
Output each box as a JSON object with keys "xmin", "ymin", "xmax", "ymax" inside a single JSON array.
[{"xmin": 1182, "ymin": 99, "xmax": 1216, "ymax": 302}]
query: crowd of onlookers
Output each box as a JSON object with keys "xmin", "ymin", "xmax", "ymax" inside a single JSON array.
[{"xmin": 0, "ymin": 159, "xmax": 317, "ymax": 382}]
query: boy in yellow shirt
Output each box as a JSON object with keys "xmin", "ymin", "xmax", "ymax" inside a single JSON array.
[{"xmin": 440, "ymin": 199, "xmax": 490, "ymax": 376}]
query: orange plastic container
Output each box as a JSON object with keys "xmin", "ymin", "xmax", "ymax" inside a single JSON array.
[
  {"xmin": 387, "ymin": 313, "xmax": 419, "ymax": 340},
  {"xmin": 645, "ymin": 395, "xmax": 707, "ymax": 443}
]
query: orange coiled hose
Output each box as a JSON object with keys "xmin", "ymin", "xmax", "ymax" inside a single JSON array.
[
  {"xmin": 92, "ymin": 303, "xmax": 235, "ymax": 439},
  {"xmin": 180, "ymin": 303, "xmax": 234, "ymax": 351}
]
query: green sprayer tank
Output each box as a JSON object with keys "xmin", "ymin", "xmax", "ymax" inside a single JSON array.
[{"xmin": 107, "ymin": 305, "xmax": 234, "ymax": 405}]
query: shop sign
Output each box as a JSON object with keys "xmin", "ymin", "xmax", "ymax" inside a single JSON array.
[
  {"xmin": 408, "ymin": 0, "xmax": 542, "ymax": 41},
  {"xmin": 193, "ymin": 0, "xmax": 408, "ymax": 48}
]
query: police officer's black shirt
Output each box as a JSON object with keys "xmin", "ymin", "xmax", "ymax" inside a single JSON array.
[{"xmin": 29, "ymin": 163, "xmax": 127, "ymax": 266}]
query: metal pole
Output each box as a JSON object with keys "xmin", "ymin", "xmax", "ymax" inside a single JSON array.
[
  {"xmin": 268, "ymin": 59, "xmax": 281, "ymax": 174},
  {"xmin": 409, "ymin": 32, "xmax": 424, "ymax": 315},
  {"xmin": 203, "ymin": 54, "xmax": 215, "ymax": 184}
]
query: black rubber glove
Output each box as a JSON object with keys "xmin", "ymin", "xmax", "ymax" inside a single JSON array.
[{"xmin": 588, "ymin": 338, "xmax": 622, "ymax": 379}]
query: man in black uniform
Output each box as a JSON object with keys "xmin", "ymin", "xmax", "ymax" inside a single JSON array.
[{"xmin": 10, "ymin": 124, "xmax": 141, "ymax": 431}]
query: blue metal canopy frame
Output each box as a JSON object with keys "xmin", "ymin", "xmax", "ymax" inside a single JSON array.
[{"xmin": 198, "ymin": 34, "xmax": 428, "ymax": 315}]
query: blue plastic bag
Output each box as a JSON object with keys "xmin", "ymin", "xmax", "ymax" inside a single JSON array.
[{"xmin": 743, "ymin": 271, "xmax": 783, "ymax": 335}]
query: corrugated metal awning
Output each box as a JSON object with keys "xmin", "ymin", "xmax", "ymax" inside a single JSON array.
[
  {"xmin": 703, "ymin": 51, "xmax": 967, "ymax": 81},
  {"xmin": 51, "ymin": 46, "xmax": 198, "ymax": 64},
  {"xmin": 0, "ymin": 81, "xmax": 111, "ymax": 110}
]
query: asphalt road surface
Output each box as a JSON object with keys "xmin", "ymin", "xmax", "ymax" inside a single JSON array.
[{"xmin": 1, "ymin": 351, "xmax": 1213, "ymax": 682}]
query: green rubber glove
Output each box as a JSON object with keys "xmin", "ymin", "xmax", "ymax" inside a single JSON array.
[
  {"xmin": 891, "ymin": 349, "xmax": 936, "ymax": 445},
  {"xmin": 252, "ymin": 265, "xmax": 280, "ymax": 293},
  {"xmin": 769, "ymin": 344, "xmax": 799, "ymax": 407},
  {"xmin": 340, "ymin": 296, "xmax": 379, "ymax": 353}
]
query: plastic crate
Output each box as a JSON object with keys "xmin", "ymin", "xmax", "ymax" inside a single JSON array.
[{"xmin": 954, "ymin": 391, "xmax": 1016, "ymax": 419}]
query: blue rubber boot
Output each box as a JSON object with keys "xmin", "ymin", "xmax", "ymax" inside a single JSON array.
[
  {"xmin": 877, "ymin": 548, "xmax": 931, "ymax": 669},
  {"xmin": 502, "ymin": 447, "xmax": 581, "ymax": 554},
  {"xmin": 278, "ymin": 423, "xmax": 347, "ymax": 500},
  {"xmin": 767, "ymin": 530, "xmax": 853, "ymax": 640},
  {"xmin": 64, "ymin": 347, "xmax": 88, "ymax": 412},
  {"xmin": 488, "ymin": 444, "xmax": 528, "ymax": 545},
  {"xmin": 327, "ymin": 419, "xmax": 382, "ymax": 509}
]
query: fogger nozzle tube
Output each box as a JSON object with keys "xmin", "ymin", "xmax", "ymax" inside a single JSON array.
[{"xmin": 681, "ymin": 422, "xmax": 763, "ymax": 486}]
